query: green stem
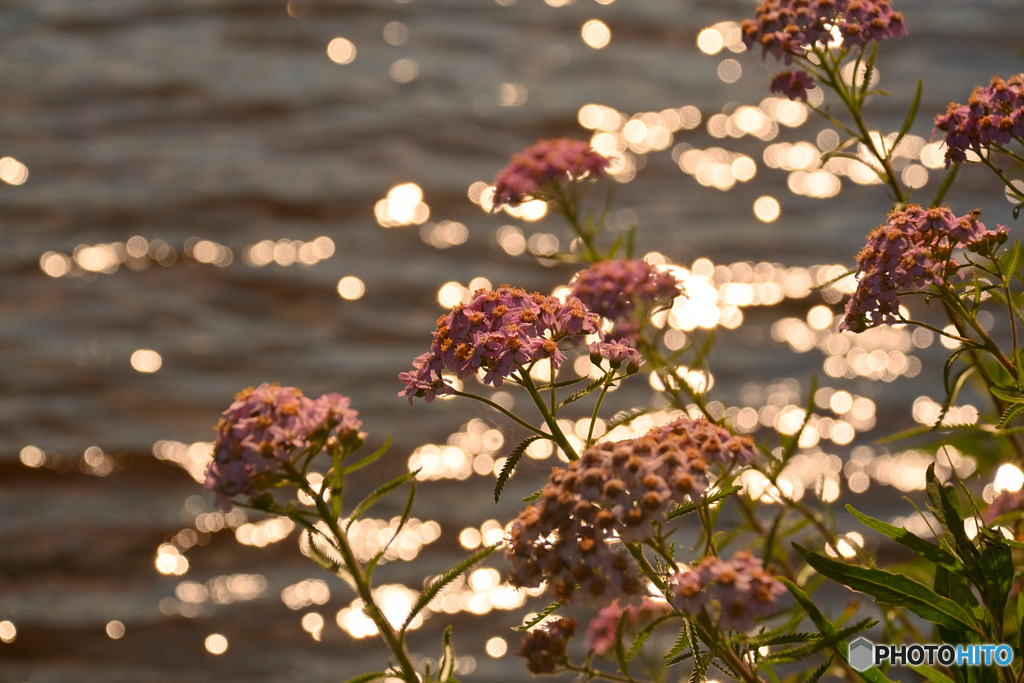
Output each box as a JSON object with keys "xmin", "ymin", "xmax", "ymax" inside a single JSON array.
[
  {"xmin": 518, "ymin": 370, "xmax": 579, "ymax": 460},
  {"xmin": 451, "ymin": 389, "xmax": 547, "ymax": 436},
  {"xmin": 307, "ymin": 485, "xmax": 419, "ymax": 682},
  {"xmin": 586, "ymin": 370, "xmax": 615, "ymax": 448},
  {"xmin": 563, "ymin": 663, "xmax": 636, "ymax": 683}
]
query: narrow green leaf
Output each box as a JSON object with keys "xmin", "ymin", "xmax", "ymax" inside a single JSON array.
[
  {"xmin": 664, "ymin": 623, "xmax": 691, "ymax": 661},
  {"xmin": 978, "ymin": 536, "xmax": 1013, "ymax": 627},
  {"xmin": 911, "ymin": 665, "xmax": 957, "ymax": 683},
  {"xmin": 513, "ymin": 599, "xmax": 567, "ymax": 632},
  {"xmin": 1000, "ymin": 239, "xmax": 1021, "ymax": 279},
  {"xmin": 606, "ymin": 231, "xmax": 624, "ymax": 260},
  {"xmin": 846, "ymin": 504, "xmax": 964, "ymax": 575},
  {"xmin": 366, "ymin": 478, "xmax": 416, "ymax": 579},
  {"xmin": 689, "ymin": 651, "xmax": 709, "ymax": 683},
  {"xmin": 748, "ymin": 632, "xmax": 820, "ymax": 647},
  {"xmin": 548, "ymin": 376, "xmax": 588, "ymax": 391},
  {"xmin": 347, "ymin": 470, "xmax": 417, "ymax": 526},
  {"xmin": 935, "ymin": 365, "xmax": 974, "ymax": 429},
  {"xmin": 614, "ymin": 609, "xmax": 631, "ymax": 678},
  {"xmin": 556, "ymin": 375, "xmax": 607, "ymax": 411},
  {"xmin": 779, "ymin": 578, "xmax": 899, "ymax": 683},
  {"xmin": 666, "ymin": 485, "xmax": 742, "ymax": 520},
  {"xmin": 306, "ymin": 529, "xmax": 340, "ymax": 573},
  {"xmin": 606, "ymin": 406, "xmax": 654, "ymax": 431},
  {"xmin": 996, "ymin": 403, "xmax": 1024, "ymax": 428},
  {"xmin": 988, "ymin": 385, "xmax": 1024, "ymax": 403},
  {"xmin": 812, "ymin": 268, "xmax": 856, "ymax": 290},
  {"xmin": 437, "ymin": 625, "xmax": 456, "ymax": 682},
  {"xmin": 626, "ymin": 225, "xmax": 636, "ymax": 259},
  {"xmin": 930, "ymin": 165, "xmax": 959, "ymax": 208},
  {"xmin": 925, "ymin": 465, "xmax": 983, "ymax": 579},
  {"xmin": 343, "ymin": 436, "xmax": 392, "ymax": 475},
  {"xmin": 943, "ymin": 347, "xmax": 971, "ymax": 398},
  {"xmin": 858, "ymin": 43, "xmax": 878, "ymax": 101},
  {"xmin": 805, "ymin": 655, "xmax": 834, "ymax": 683},
  {"xmin": 792, "ymin": 544, "xmax": 978, "ymax": 633},
  {"xmin": 522, "ymin": 488, "xmax": 542, "ymax": 503},
  {"xmin": 891, "ymin": 79, "xmax": 922, "ymax": 153},
  {"xmin": 494, "ymin": 435, "xmax": 543, "ymax": 503},
  {"xmin": 625, "ymin": 614, "xmax": 681, "ymax": 663},
  {"xmin": 403, "ymin": 544, "xmax": 498, "ymax": 632}
]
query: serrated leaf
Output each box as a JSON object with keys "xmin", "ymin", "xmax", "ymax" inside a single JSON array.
[
  {"xmin": 911, "ymin": 664, "xmax": 957, "ymax": 683},
  {"xmin": 437, "ymin": 625, "xmax": 455, "ymax": 682},
  {"xmin": 306, "ymin": 529, "xmax": 340, "ymax": 572},
  {"xmin": 606, "ymin": 406, "xmax": 654, "ymax": 431},
  {"xmin": 402, "ymin": 544, "xmax": 498, "ymax": 632},
  {"xmin": 1000, "ymin": 239, "xmax": 1021, "ymax": 278},
  {"xmin": 793, "ymin": 544, "xmax": 979, "ymax": 633},
  {"xmin": 989, "ymin": 385, "xmax": 1024, "ymax": 403},
  {"xmin": 890, "ymin": 79, "xmax": 922, "ymax": 154},
  {"xmin": 614, "ymin": 608, "xmax": 631, "ymax": 678},
  {"xmin": 779, "ymin": 578, "xmax": 899, "ymax": 683},
  {"xmin": 997, "ymin": 403, "xmax": 1024, "ymax": 428},
  {"xmin": 942, "ymin": 347, "xmax": 971, "ymax": 398},
  {"xmin": 522, "ymin": 488, "xmax": 542, "ymax": 503},
  {"xmin": 664, "ymin": 623, "xmax": 692, "ymax": 662},
  {"xmin": 666, "ymin": 485, "xmax": 742, "ymax": 520},
  {"xmin": 347, "ymin": 470, "xmax": 417, "ymax": 527},
  {"xmin": 556, "ymin": 375, "xmax": 607, "ymax": 411},
  {"xmin": 846, "ymin": 504, "xmax": 964, "ymax": 575},
  {"xmin": 812, "ymin": 268, "xmax": 856, "ymax": 290},
  {"xmin": 930, "ymin": 165, "xmax": 959, "ymax": 208},
  {"xmin": 935, "ymin": 365, "xmax": 974, "ymax": 429},
  {"xmin": 366, "ymin": 478, "xmax": 416, "ymax": 579},
  {"xmin": 625, "ymin": 613, "xmax": 680, "ymax": 663},
  {"xmin": 748, "ymin": 632, "xmax": 820, "ymax": 647},
  {"xmin": 513, "ymin": 599, "xmax": 567, "ymax": 631},
  {"xmin": 805, "ymin": 655, "xmax": 834, "ymax": 683},
  {"xmin": 548, "ymin": 376, "xmax": 589, "ymax": 391},
  {"xmin": 689, "ymin": 651, "xmax": 709, "ymax": 683},
  {"xmin": 343, "ymin": 436, "xmax": 392, "ymax": 475},
  {"xmin": 494, "ymin": 435, "xmax": 543, "ymax": 503}
]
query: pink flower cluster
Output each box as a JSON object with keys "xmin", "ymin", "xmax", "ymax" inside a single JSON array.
[
  {"xmin": 571, "ymin": 259, "xmax": 685, "ymax": 343},
  {"xmin": 506, "ymin": 417, "xmax": 756, "ymax": 602},
  {"xmin": 586, "ymin": 598, "xmax": 669, "ymax": 656},
  {"xmin": 842, "ymin": 204, "xmax": 1008, "ymax": 332},
  {"xmin": 492, "ymin": 138, "xmax": 609, "ymax": 208},
  {"xmin": 669, "ymin": 551, "xmax": 786, "ymax": 632},
  {"xmin": 399, "ymin": 285, "xmax": 606, "ymax": 404},
  {"xmin": 983, "ymin": 489, "xmax": 1024, "ymax": 525},
  {"xmin": 742, "ymin": 0, "xmax": 905, "ymax": 99},
  {"xmin": 934, "ymin": 74, "xmax": 1024, "ymax": 168},
  {"xmin": 516, "ymin": 617, "xmax": 576, "ymax": 674},
  {"xmin": 204, "ymin": 383, "xmax": 363, "ymax": 510}
]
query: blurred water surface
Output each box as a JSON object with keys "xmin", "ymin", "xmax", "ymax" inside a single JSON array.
[{"xmin": 1, "ymin": 0, "xmax": 1022, "ymax": 681}]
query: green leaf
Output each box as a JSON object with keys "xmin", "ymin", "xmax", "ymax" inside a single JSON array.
[
  {"xmin": 437, "ymin": 625, "xmax": 456, "ymax": 682},
  {"xmin": 997, "ymin": 403, "xmax": 1024, "ymax": 428},
  {"xmin": 812, "ymin": 268, "xmax": 856, "ymax": 291},
  {"xmin": 911, "ymin": 665, "xmax": 957, "ymax": 683},
  {"xmin": 666, "ymin": 485, "xmax": 742, "ymax": 520},
  {"xmin": 548, "ymin": 376, "xmax": 589, "ymax": 391},
  {"xmin": 306, "ymin": 529, "xmax": 340, "ymax": 573},
  {"xmin": 606, "ymin": 406, "xmax": 654, "ymax": 431},
  {"xmin": 935, "ymin": 365, "xmax": 974, "ymax": 429},
  {"xmin": 343, "ymin": 436, "xmax": 392, "ymax": 475},
  {"xmin": 626, "ymin": 225, "xmax": 636, "ymax": 259},
  {"xmin": 779, "ymin": 578, "xmax": 899, "ymax": 683},
  {"xmin": 556, "ymin": 375, "xmax": 607, "ymax": 411},
  {"xmin": 748, "ymin": 632, "xmax": 820, "ymax": 647},
  {"xmin": 366, "ymin": 478, "xmax": 416, "ymax": 579},
  {"xmin": 626, "ymin": 613, "xmax": 681, "ymax": 663},
  {"xmin": 890, "ymin": 79, "xmax": 922, "ymax": 154},
  {"xmin": 513, "ymin": 599, "xmax": 567, "ymax": 632},
  {"xmin": 978, "ymin": 534, "xmax": 1013, "ymax": 627},
  {"xmin": 341, "ymin": 672, "xmax": 389, "ymax": 683},
  {"xmin": 664, "ymin": 622, "xmax": 692, "ymax": 662},
  {"xmin": 689, "ymin": 651, "xmax": 709, "ymax": 683},
  {"xmin": 614, "ymin": 608, "xmax": 631, "ymax": 678},
  {"xmin": 943, "ymin": 347, "xmax": 972, "ymax": 399},
  {"xmin": 347, "ymin": 470, "xmax": 417, "ymax": 526},
  {"xmin": 805, "ymin": 655, "xmax": 835, "ymax": 683},
  {"xmin": 494, "ymin": 435, "xmax": 543, "ymax": 503},
  {"xmin": 792, "ymin": 545, "xmax": 978, "ymax": 633},
  {"xmin": 925, "ymin": 465, "xmax": 983, "ymax": 579},
  {"xmin": 521, "ymin": 488, "xmax": 542, "ymax": 503},
  {"xmin": 858, "ymin": 43, "xmax": 879, "ymax": 101},
  {"xmin": 988, "ymin": 385, "xmax": 1024, "ymax": 403},
  {"xmin": 402, "ymin": 543, "xmax": 499, "ymax": 632},
  {"xmin": 846, "ymin": 505, "xmax": 964, "ymax": 575},
  {"xmin": 1000, "ymin": 239, "xmax": 1021, "ymax": 279}
]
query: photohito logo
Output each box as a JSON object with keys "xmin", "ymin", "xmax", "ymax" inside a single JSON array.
[{"xmin": 848, "ymin": 638, "xmax": 1015, "ymax": 671}]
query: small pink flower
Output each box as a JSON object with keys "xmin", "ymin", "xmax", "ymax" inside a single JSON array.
[{"xmin": 492, "ymin": 138, "xmax": 609, "ymax": 208}]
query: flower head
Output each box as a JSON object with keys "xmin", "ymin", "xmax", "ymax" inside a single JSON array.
[
  {"xmin": 399, "ymin": 285, "xmax": 603, "ymax": 403},
  {"xmin": 669, "ymin": 551, "xmax": 785, "ymax": 632},
  {"xmin": 933, "ymin": 74, "xmax": 1024, "ymax": 168},
  {"xmin": 770, "ymin": 70, "xmax": 817, "ymax": 102},
  {"xmin": 204, "ymin": 384, "xmax": 363, "ymax": 510},
  {"xmin": 586, "ymin": 598, "xmax": 669, "ymax": 656},
  {"xmin": 571, "ymin": 259, "xmax": 684, "ymax": 343},
  {"xmin": 842, "ymin": 205, "xmax": 1008, "ymax": 331},
  {"xmin": 492, "ymin": 138, "xmax": 609, "ymax": 208},
  {"xmin": 741, "ymin": 0, "xmax": 905, "ymax": 64},
  {"xmin": 506, "ymin": 416, "xmax": 754, "ymax": 602},
  {"xmin": 517, "ymin": 617, "xmax": 576, "ymax": 674}
]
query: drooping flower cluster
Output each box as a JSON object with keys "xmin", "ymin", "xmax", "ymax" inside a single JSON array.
[
  {"xmin": 506, "ymin": 416, "xmax": 756, "ymax": 603},
  {"xmin": 516, "ymin": 617, "xmax": 576, "ymax": 674},
  {"xmin": 934, "ymin": 74, "xmax": 1024, "ymax": 167},
  {"xmin": 770, "ymin": 70, "xmax": 817, "ymax": 103},
  {"xmin": 842, "ymin": 204, "xmax": 1008, "ymax": 332},
  {"xmin": 669, "ymin": 551, "xmax": 786, "ymax": 632},
  {"xmin": 586, "ymin": 598, "xmax": 670, "ymax": 656},
  {"xmin": 741, "ymin": 0, "xmax": 906, "ymax": 99},
  {"xmin": 571, "ymin": 259, "xmax": 685, "ymax": 343},
  {"xmin": 204, "ymin": 384, "xmax": 364, "ymax": 510},
  {"xmin": 399, "ymin": 285, "xmax": 605, "ymax": 404},
  {"xmin": 492, "ymin": 138, "xmax": 609, "ymax": 208}
]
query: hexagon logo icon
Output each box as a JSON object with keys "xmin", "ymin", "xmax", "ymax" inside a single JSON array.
[{"xmin": 848, "ymin": 638, "xmax": 875, "ymax": 672}]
